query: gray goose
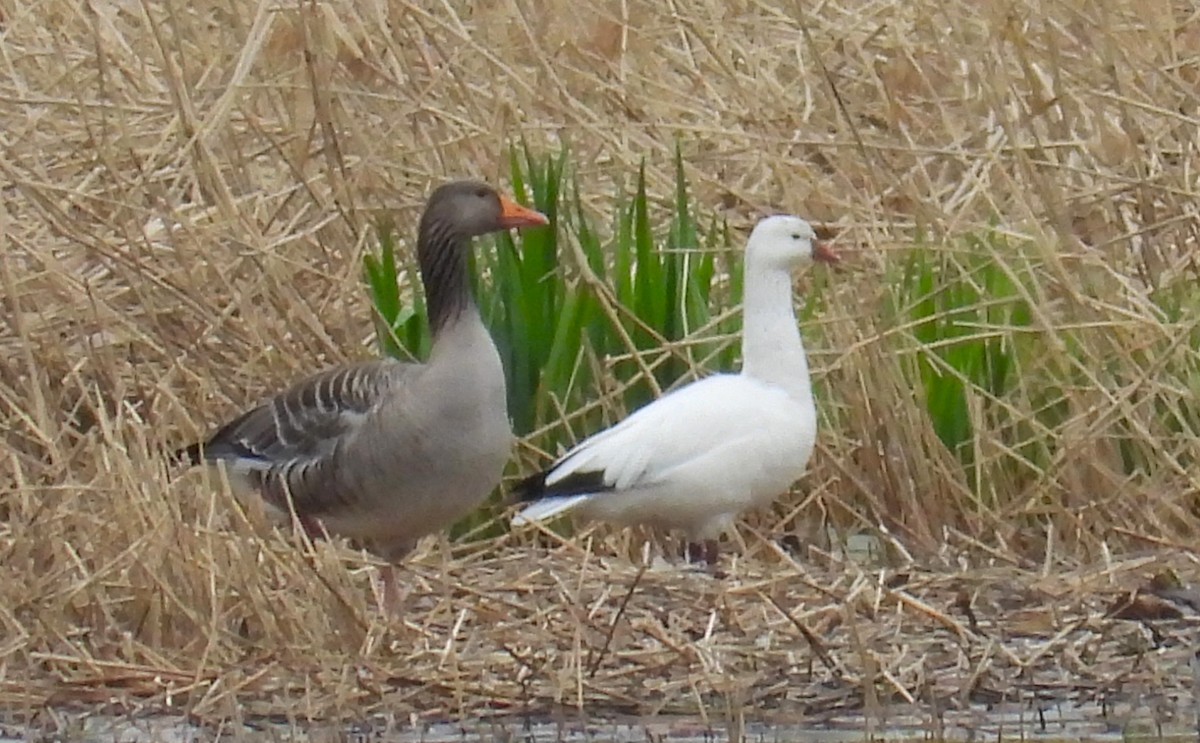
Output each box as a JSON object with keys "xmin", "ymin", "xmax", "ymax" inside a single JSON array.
[{"xmin": 179, "ymin": 180, "xmax": 548, "ymax": 610}]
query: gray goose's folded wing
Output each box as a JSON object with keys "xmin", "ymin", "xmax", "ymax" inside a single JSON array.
[{"xmin": 183, "ymin": 359, "xmax": 409, "ymax": 518}]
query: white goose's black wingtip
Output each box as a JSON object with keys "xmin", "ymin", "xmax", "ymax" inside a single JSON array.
[
  {"xmin": 512, "ymin": 470, "xmax": 549, "ymax": 503},
  {"xmin": 510, "ymin": 467, "xmax": 610, "ymax": 526},
  {"xmin": 513, "ymin": 467, "xmax": 610, "ymax": 503}
]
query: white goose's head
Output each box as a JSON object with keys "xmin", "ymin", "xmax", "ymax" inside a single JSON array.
[{"xmin": 745, "ymin": 215, "xmax": 839, "ymax": 271}]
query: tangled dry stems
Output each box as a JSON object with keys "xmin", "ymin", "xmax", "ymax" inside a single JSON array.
[{"xmin": 1, "ymin": 0, "xmax": 1199, "ymax": 727}]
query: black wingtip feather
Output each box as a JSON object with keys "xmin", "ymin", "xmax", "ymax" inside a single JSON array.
[
  {"xmin": 513, "ymin": 470, "xmax": 548, "ymax": 502},
  {"xmin": 514, "ymin": 468, "xmax": 611, "ymax": 503}
]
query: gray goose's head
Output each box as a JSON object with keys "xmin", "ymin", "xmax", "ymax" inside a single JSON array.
[{"xmin": 416, "ymin": 180, "xmax": 548, "ymax": 332}]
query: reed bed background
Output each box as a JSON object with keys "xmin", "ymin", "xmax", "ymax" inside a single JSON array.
[{"xmin": 2, "ymin": 0, "xmax": 1199, "ymax": 732}]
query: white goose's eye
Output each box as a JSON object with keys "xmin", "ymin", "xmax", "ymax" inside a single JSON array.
[{"xmin": 791, "ymin": 233, "xmax": 802, "ymax": 240}]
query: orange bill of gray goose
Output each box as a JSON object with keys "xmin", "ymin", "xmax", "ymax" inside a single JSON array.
[{"xmin": 178, "ymin": 181, "xmax": 548, "ymax": 611}]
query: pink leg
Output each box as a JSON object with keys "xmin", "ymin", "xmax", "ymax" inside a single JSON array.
[
  {"xmin": 685, "ymin": 539, "xmax": 725, "ymax": 577},
  {"xmin": 703, "ymin": 539, "xmax": 721, "ymax": 567},
  {"xmin": 375, "ymin": 564, "xmax": 409, "ymax": 617}
]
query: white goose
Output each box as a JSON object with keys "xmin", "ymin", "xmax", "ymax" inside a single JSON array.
[
  {"xmin": 511, "ymin": 215, "xmax": 837, "ymax": 565},
  {"xmin": 178, "ymin": 180, "xmax": 548, "ymax": 610}
]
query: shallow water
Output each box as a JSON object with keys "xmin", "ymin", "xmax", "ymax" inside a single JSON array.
[{"xmin": 3, "ymin": 700, "xmax": 1198, "ymax": 743}]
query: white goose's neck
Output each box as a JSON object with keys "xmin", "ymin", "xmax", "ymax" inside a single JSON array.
[{"xmin": 740, "ymin": 262, "xmax": 811, "ymax": 401}]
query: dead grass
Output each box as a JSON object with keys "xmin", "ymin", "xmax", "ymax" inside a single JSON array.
[{"xmin": 2, "ymin": 0, "xmax": 1200, "ymax": 728}]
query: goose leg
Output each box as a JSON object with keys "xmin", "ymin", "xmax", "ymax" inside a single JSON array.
[
  {"xmin": 684, "ymin": 539, "xmax": 725, "ymax": 578},
  {"xmin": 372, "ymin": 540, "xmax": 416, "ymax": 617},
  {"xmin": 373, "ymin": 564, "xmax": 410, "ymax": 616}
]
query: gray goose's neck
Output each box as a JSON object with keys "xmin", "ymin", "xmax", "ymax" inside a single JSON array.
[{"xmin": 418, "ymin": 218, "xmax": 475, "ymax": 337}]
